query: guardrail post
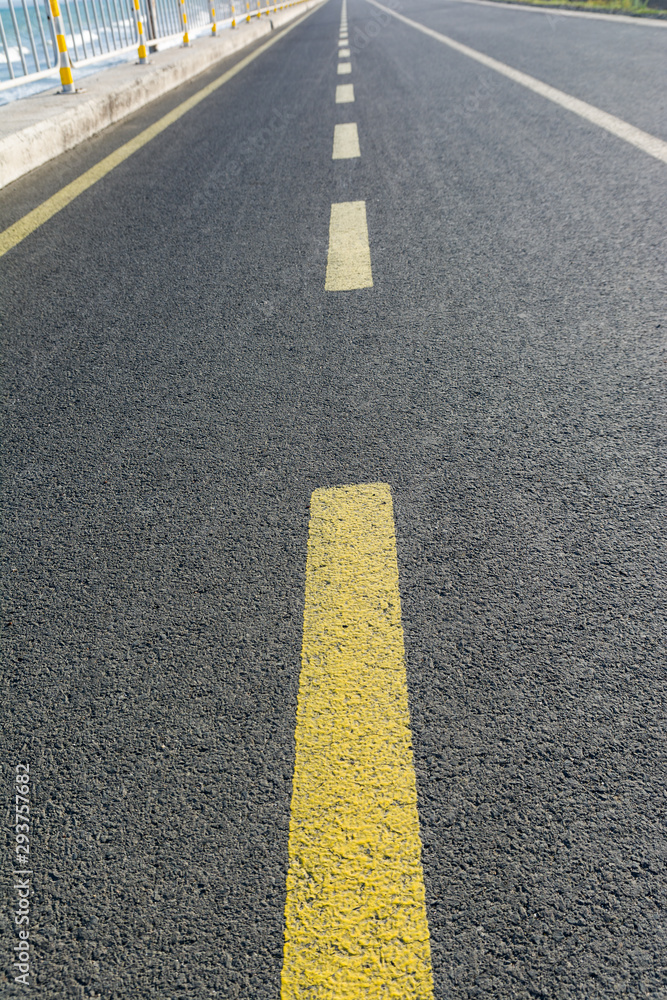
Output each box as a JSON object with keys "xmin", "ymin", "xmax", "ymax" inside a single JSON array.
[
  {"xmin": 245, "ymin": 1, "xmax": 249, "ymax": 21},
  {"xmin": 131, "ymin": 0, "xmax": 148, "ymax": 63},
  {"xmin": 179, "ymin": 0, "xmax": 189, "ymax": 44},
  {"xmin": 145, "ymin": 0, "xmax": 159, "ymax": 52},
  {"xmin": 208, "ymin": 0, "xmax": 216, "ymax": 33},
  {"xmin": 48, "ymin": 0, "xmax": 74, "ymax": 92},
  {"xmin": 231, "ymin": 2, "xmax": 236, "ymax": 26}
]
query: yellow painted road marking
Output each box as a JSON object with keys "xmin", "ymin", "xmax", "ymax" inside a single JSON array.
[
  {"xmin": 281, "ymin": 483, "xmax": 434, "ymax": 1000},
  {"xmin": 335, "ymin": 83, "xmax": 355, "ymax": 103},
  {"xmin": 332, "ymin": 122, "xmax": 360, "ymax": 159},
  {"xmin": 367, "ymin": 0, "xmax": 667, "ymax": 166},
  {"xmin": 325, "ymin": 201, "xmax": 372, "ymax": 290},
  {"xmin": 338, "ymin": 46, "xmax": 350, "ymax": 56},
  {"xmin": 337, "ymin": 60, "xmax": 352, "ymax": 74},
  {"xmin": 0, "ymin": 3, "xmax": 321, "ymax": 258}
]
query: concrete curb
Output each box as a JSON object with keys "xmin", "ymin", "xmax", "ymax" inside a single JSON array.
[{"xmin": 0, "ymin": 0, "xmax": 323, "ymax": 190}]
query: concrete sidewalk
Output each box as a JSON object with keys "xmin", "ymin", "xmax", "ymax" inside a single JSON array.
[{"xmin": 0, "ymin": 0, "xmax": 323, "ymax": 190}]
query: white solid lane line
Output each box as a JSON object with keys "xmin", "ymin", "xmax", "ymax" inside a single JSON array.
[
  {"xmin": 366, "ymin": 0, "xmax": 667, "ymax": 165},
  {"xmin": 443, "ymin": 0, "xmax": 667, "ymax": 27}
]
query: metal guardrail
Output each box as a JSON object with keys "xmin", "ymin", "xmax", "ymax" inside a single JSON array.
[{"xmin": 0, "ymin": 0, "xmax": 286, "ymax": 87}]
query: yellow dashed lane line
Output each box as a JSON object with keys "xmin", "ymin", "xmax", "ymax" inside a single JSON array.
[
  {"xmin": 335, "ymin": 83, "xmax": 354, "ymax": 103},
  {"xmin": 332, "ymin": 122, "xmax": 360, "ymax": 158},
  {"xmin": 281, "ymin": 483, "xmax": 434, "ymax": 1000},
  {"xmin": 325, "ymin": 200, "xmax": 372, "ymax": 290}
]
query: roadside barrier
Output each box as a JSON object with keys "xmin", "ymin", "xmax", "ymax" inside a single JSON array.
[
  {"xmin": 0, "ymin": 0, "xmax": 309, "ymax": 90},
  {"xmin": 47, "ymin": 0, "xmax": 75, "ymax": 92},
  {"xmin": 131, "ymin": 0, "xmax": 148, "ymax": 62},
  {"xmin": 179, "ymin": 0, "xmax": 190, "ymax": 43},
  {"xmin": 208, "ymin": 0, "xmax": 217, "ymax": 33}
]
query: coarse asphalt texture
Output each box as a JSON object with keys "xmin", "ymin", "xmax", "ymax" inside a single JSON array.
[{"xmin": 1, "ymin": 0, "xmax": 666, "ymax": 996}]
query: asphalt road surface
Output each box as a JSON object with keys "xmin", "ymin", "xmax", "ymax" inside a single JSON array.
[{"xmin": 2, "ymin": 0, "xmax": 666, "ymax": 997}]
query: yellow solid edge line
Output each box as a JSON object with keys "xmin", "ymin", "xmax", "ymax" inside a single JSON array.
[
  {"xmin": 366, "ymin": 0, "xmax": 667, "ymax": 166},
  {"xmin": 281, "ymin": 483, "xmax": 434, "ymax": 1000},
  {"xmin": 332, "ymin": 121, "xmax": 360, "ymax": 158},
  {"xmin": 325, "ymin": 200, "xmax": 372, "ymax": 290},
  {"xmin": 0, "ymin": 1, "xmax": 324, "ymax": 259}
]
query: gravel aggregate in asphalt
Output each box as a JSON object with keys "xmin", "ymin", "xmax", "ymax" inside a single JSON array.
[{"xmin": 1, "ymin": 0, "xmax": 666, "ymax": 996}]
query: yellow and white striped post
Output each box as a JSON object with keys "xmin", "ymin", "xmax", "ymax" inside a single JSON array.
[
  {"xmin": 231, "ymin": 1, "xmax": 236, "ymax": 26},
  {"xmin": 131, "ymin": 0, "xmax": 148, "ymax": 63},
  {"xmin": 255, "ymin": 0, "xmax": 260, "ymax": 17},
  {"xmin": 245, "ymin": 0, "xmax": 250, "ymax": 21},
  {"xmin": 208, "ymin": 0, "xmax": 216, "ymax": 33},
  {"xmin": 179, "ymin": 0, "xmax": 189, "ymax": 44},
  {"xmin": 48, "ymin": 0, "xmax": 74, "ymax": 93}
]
